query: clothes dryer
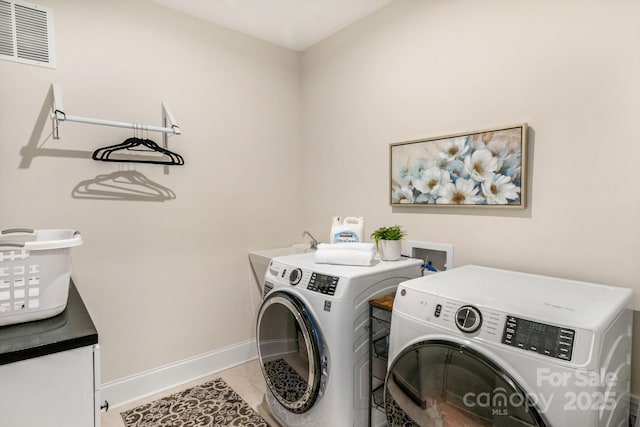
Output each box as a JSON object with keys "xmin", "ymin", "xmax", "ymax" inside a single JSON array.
[
  {"xmin": 385, "ymin": 265, "xmax": 633, "ymax": 427},
  {"xmin": 256, "ymin": 253, "xmax": 423, "ymax": 426}
]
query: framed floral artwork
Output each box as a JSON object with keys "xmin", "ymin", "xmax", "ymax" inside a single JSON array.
[{"xmin": 390, "ymin": 124, "xmax": 527, "ymax": 207}]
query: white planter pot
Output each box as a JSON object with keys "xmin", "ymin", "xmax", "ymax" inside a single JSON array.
[{"xmin": 378, "ymin": 239, "xmax": 402, "ymax": 261}]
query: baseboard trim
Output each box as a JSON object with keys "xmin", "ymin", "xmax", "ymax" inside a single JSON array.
[{"xmin": 100, "ymin": 339, "xmax": 258, "ymax": 409}]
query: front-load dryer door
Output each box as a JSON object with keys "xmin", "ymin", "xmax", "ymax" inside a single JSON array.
[
  {"xmin": 385, "ymin": 340, "xmax": 549, "ymax": 427},
  {"xmin": 256, "ymin": 291, "xmax": 323, "ymax": 414}
]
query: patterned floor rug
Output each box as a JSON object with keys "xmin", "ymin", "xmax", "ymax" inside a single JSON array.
[{"xmin": 120, "ymin": 378, "xmax": 269, "ymax": 427}]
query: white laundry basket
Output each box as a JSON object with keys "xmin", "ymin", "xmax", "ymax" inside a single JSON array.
[{"xmin": 0, "ymin": 229, "xmax": 82, "ymax": 326}]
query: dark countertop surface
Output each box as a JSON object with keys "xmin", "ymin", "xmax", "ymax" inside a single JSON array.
[{"xmin": 0, "ymin": 280, "xmax": 98, "ymax": 366}]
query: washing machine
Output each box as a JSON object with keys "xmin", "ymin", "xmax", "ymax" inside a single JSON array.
[
  {"xmin": 256, "ymin": 252, "xmax": 423, "ymax": 426},
  {"xmin": 385, "ymin": 265, "xmax": 633, "ymax": 427}
]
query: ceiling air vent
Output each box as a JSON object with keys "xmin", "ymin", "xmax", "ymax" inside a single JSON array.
[{"xmin": 0, "ymin": 0, "xmax": 54, "ymax": 68}]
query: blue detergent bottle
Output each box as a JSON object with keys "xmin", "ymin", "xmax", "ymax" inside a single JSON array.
[{"xmin": 330, "ymin": 217, "xmax": 364, "ymax": 243}]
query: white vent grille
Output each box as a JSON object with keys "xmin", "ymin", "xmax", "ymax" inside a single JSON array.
[
  {"xmin": 0, "ymin": 1, "xmax": 14, "ymax": 56},
  {"xmin": 0, "ymin": 0, "xmax": 54, "ymax": 68}
]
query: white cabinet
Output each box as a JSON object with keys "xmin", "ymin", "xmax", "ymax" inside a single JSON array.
[
  {"xmin": 0, "ymin": 281, "xmax": 99, "ymax": 426},
  {"xmin": 0, "ymin": 344, "xmax": 100, "ymax": 427}
]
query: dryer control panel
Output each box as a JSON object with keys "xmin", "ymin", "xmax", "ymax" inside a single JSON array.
[
  {"xmin": 502, "ymin": 315, "xmax": 575, "ymax": 361},
  {"xmin": 394, "ymin": 281, "xmax": 593, "ymax": 366}
]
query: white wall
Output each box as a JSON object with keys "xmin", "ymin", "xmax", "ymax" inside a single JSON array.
[
  {"xmin": 0, "ymin": 0, "xmax": 303, "ymax": 382},
  {"xmin": 301, "ymin": 0, "xmax": 640, "ymax": 390}
]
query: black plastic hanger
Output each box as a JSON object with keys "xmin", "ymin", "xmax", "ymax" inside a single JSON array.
[{"xmin": 92, "ymin": 137, "xmax": 184, "ymax": 165}]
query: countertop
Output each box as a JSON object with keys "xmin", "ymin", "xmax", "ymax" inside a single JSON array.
[
  {"xmin": 369, "ymin": 292, "xmax": 396, "ymax": 311},
  {"xmin": 0, "ymin": 280, "xmax": 98, "ymax": 366}
]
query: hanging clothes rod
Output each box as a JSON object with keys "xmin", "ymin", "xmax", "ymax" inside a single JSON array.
[{"xmin": 50, "ymin": 83, "xmax": 181, "ymax": 140}]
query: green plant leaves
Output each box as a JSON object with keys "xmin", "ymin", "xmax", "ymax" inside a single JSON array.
[{"xmin": 370, "ymin": 225, "xmax": 406, "ymax": 242}]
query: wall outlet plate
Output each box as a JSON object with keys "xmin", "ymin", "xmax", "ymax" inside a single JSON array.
[{"xmin": 406, "ymin": 241, "xmax": 454, "ymax": 273}]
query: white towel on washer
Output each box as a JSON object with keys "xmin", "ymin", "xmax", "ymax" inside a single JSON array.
[
  {"xmin": 314, "ymin": 245, "xmax": 374, "ymax": 266},
  {"xmin": 316, "ymin": 242, "xmax": 375, "ymax": 253}
]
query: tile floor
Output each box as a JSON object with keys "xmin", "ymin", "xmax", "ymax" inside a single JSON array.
[{"xmin": 101, "ymin": 359, "xmax": 280, "ymax": 427}]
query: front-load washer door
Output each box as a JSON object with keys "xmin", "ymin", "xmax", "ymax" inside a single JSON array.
[
  {"xmin": 385, "ymin": 340, "xmax": 549, "ymax": 427},
  {"xmin": 256, "ymin": 291, "xmax": 323, "ymax": 414}
]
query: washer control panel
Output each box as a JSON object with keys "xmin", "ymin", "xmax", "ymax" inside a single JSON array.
[
  {"xmin": 271, "ymin": 262, "xmax": 340, "ymax": 296},
  {"xmin": 502, "ymin": 315, "xmax": 575, "ymax": 361},
  {"xmin": 307, "ymin": 272, "xmax": 339, "ymax": 296}
]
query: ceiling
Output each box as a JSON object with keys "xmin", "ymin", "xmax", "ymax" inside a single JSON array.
[{"xmin": 149, "ymin": 0, "xmax": 394, "ymax": 51}]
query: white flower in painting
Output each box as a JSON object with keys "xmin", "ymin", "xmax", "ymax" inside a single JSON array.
[
  {"xmin": 439, "ymin": 137, "xmax": 470, "ymax": 161},
  {"xmin": 481, "ymin": 174, "xmax": 521, "ymax": 204},
  {"xmin": 485, "ymin": 140, "xmax": 506, "ymax": 173},
  {"xmin": 396, "ymin": 165, "xmax": 411, "ymax": 186},
  {"xmin": 413, "ymin": 167, "xmax": 451, "ymax": 198},
  {"xmin": 437, "ymin": 178, "xmax": 482, "ymax": 205},
  {"xmin": 415, "ymin": 193, "xmax": 434, "ymax": 204},
  {"xmin": 467, "ymin": 134, "xmax": 486, "ymax": 152},
  {"xmin": 503, "ymin": 164, "xmax": 521, "ymax": 181},
  {"xmin": 499, "ymin": 145, "xmax": 522, "ymax": 180},
  {"xmin": 446, "ymin": 159, "xmax": 467, "ymax": 180},
  {"xmin": 486, "ymin": 139, "xmax": 507, "ymax": 157},
  {"xmin": 464, "ymin": 149, "xmax": 498, "ymax": 182},
  {"xmin": 409, "ymin": 160, "xmax": 430, "ymax": 181},
  {"xmin": 392, "ymin": 185, "xmax": 414, "ymax": 204}
]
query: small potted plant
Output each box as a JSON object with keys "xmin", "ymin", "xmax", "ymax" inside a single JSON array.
[{"xmin": 370, "ymin": 225, "xmax": 406, "ymax": 261}]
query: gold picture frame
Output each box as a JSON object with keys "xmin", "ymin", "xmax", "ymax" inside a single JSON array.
[{"xmin": 390, "ymin": 124, "xmax": 527, "ymax": 207}]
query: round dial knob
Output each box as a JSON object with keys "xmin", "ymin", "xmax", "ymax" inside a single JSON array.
[
  {"xmin": 289, "ymin": 268, "xmax": 303, "ymax": 286},
  {"xmin": 455, "ymin": 305, "xmax": 482, "ymax": 333}
]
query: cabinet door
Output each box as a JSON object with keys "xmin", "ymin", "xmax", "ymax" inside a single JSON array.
[{"xmin": 0, "ymin": 346, "xmax": 97, "ymax": 427}]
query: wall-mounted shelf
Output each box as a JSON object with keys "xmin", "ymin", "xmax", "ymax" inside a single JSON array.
[{"xmin": 49, "ymin": 83, "xmax": 181, "ymax": 148}]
